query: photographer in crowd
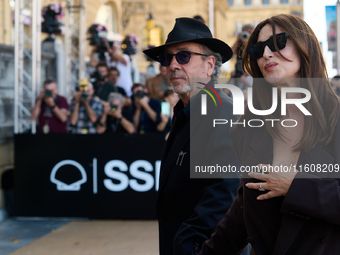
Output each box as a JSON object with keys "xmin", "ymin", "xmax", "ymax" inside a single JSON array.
[
  {"xmin": 69, "ymin": 80, "xmax": 103, "ymax": 134},
  {"xmin": 97, "ymin": 92, "xmax": 135, "ymax": 134},
  {"xmin": 145, "ymin": 65, "xmax": 170, "ymax": 101},
  {"xmin": 230, "ymin": 24, "xmax": 254, "ymax": 91},
  {"xmin": 108, "ymin": 67, "xmax": 132, "ymax": 107},
  {"xmin": 331, "ymin": 75, "xmax": 340, "ymax": 96},
  {"xmin": 89, "ymin": 41, "xmax": 133, "ymax": 97},
  {"xmin": 31, "ymin": 78, "xmax": 69, "ymax": 134},
  {"xmin": 132, "ymin": 83, "xmax": 161, "ymax": 134},
  {"xmin": 91, "ymin": 62, "xmax": 118, "ymax": 102},
  {"xmin": 156, "ymin": 89, "xmax": 179, "ymax": 136}
]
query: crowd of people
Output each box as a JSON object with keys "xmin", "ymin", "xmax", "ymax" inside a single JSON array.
[
  {"xmin": 29, "ymin": 13, "xmax": 340, "ymax": 255},
  {"xmin": 31, "ymin": 58, "xmax": 179, "ymax": 136},
  {"xmin": 143, "ymin": 15, "xmax": 340, "ymax": 255}
]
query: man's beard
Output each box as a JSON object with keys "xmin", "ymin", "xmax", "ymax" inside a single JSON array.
[{"xmin": 169, "ymin": 71, "xmax": 191, "ymax": 94}]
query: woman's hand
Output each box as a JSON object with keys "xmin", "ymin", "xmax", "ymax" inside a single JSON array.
[{"xmin": 245, "ymin": 164, "xmax": 298, "ymax": 200}]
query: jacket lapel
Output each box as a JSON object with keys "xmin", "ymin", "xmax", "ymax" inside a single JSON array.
[
  {"xmin": 158, "ymin": 120, "xmax": 190, "ymax": 193},
  {"xmin": 273, "ymin": 143, "xmax": 335, "ymax": 255}
]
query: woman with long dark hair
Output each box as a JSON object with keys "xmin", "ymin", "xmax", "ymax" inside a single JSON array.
[{"xmin": 199, "ymin": 14, "xmax": 340, "ymax": 255}]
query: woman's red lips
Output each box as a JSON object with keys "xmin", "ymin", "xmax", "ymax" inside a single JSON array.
[{"xmin": 264, "ymin": 62, "xmax": 278, "ymax": 71}]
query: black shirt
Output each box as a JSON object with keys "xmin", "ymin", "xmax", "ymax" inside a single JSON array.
[{"xmin": 94, "ymin": 82, "xmax": 126, "ymax": 101}]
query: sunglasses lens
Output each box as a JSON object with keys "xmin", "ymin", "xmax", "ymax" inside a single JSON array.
[
  {"xmin": 159, "ymin": 53, "xmax": 173, "ymax": 66},
  {"xmin": 247, "ymin": 43, "xmax": 265, "ymax": 60},
  {"xmin": 247, "ymin": 32, "xmax": 288, "ymax": 59},
  {"xmin": 267, "ymin": 33, "xmax": 288, "ymax": 52},
  {"xmin": 276, "ymin": 33, "xmax": 288, "ymax": 50},
  {"xmin": 176, "ymin": 51, "xmax": 191, "ymax": 64}
]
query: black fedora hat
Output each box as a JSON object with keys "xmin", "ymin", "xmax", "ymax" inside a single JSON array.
[{"xmin": 143, "ymin": 17, "xmax": 233, "ymax": 64}]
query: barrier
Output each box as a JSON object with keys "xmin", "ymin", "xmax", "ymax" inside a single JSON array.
[{"xmin": 14, "ymin": 133, "xmax": 165, "ymax": 219}]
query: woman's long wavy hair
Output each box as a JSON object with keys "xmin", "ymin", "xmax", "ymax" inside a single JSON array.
[{"xmin": 241, "ymin": 14, "xmax": 340, "ymax": 152}]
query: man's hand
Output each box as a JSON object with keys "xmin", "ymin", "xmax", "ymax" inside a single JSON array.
[
  {"xmin": 73, "ymin": 92, "xmax": 81, "ymax": 103},
  {"xmin": 80, "ymin": 94, "xmax": 90, "ymax": 105},
  {"xmin": 44, "ymin": 96, "xmax": 55, "ymax": 107},
  {"xmin": 109, "ymin": 106, "xmax": 123, "ymax": 119},
  {"xmin": 92, "ymin": 45, "xmax": 98, "ymax": 53},
  {"xmin": 138, "ymin": 96, "xmax": 150, "ymax": 109},
  {"xmin": 38, "ymin": 89, "xmax": 45, "ymax": 100},
  {"xmin": 102, "ymin": 102, "xmax": 110, "ymax": 115},
  {"xmin": 134, "ymin": 98, "xmax": 143, "ymax": 109}
]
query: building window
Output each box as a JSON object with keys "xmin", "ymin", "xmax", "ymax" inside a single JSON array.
[
  {"xmin": 95, "ymin": 4, "xmax": 118, "ymax": 33},
  {"xmin": 244, "ymin": 0, "xmax": 252, "ymax": 5},
  {"xmin": 280, "ymin": 0, "xmax": 289, "ymax": 4},
  {"xmin": 228, "ymin": 0, "xmax": 234, "ymax": 6},
  {"xmin": 262, "ymin": 0, "xmax": 270, "ymax": 5}
]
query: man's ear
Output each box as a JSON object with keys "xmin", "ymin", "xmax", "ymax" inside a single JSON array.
[{"xmin": 206, "ymin": 55, "xmax": 215, "ymax": 77}]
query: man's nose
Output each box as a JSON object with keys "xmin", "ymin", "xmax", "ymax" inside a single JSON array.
[{"xmin": 168, "ymin": 55, "xmax": 181, "ymax": 70}]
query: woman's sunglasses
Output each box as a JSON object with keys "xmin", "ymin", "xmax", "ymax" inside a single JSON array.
[
  {"xmin": 246, "ymin": 32, "xmax": 289, "ymax": 60},
  {"xmin": 158, "ymin": 51, "xmax": 209, "ymax": 66}
]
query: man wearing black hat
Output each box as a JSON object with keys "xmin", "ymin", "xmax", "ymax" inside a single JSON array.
[{"xmin": 144, "ymin": 18, "xmax": 242, "ymax": 255}]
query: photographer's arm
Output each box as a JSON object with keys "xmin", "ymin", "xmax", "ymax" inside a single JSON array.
[
  {"xmin": 70, "ymin": 102, "xmax": 80, "ymax": 126},
  {"xmin": 96, "ymin": 113, "xmax": 107, "ymax": 134},
  {"xmin": 157, "ymin": 114, "xmax": 169, "ymax": 132},
  {"xmin": 231, "ymin": 34, "xmax": 242, "ymax": 54},
  {"xmin": 51, "ymin": 106, "xmax": 68, "ymax": 123},
  {"xmin": 119, "ymin": 114, "xmax": 136, "ymax": 134},
  {"xmin": 31, "ymin": 98, "xmax": 42, "ymax": 120},
  {"xmin": 89, "ymin": 47, "xmax": 99, "ymax": 67},
  {"xmin": 140, "ymin": 97, "xmax": 157, "ymax": 122},
  {"xmin": 84, "ymin": 102, "xmax": 99, "ymax": 123},
  {"xmin": 133, "ymin": 107, "xmax": 141, "ymax": 129},
  {"xmin": 43, "ymin": 97, "xmax": 68, "ymax": 123},
  {"xmin": 31, "ymin": 89, "xmax": 45, "ymax": 119},
  {"xmin": 108, "ymin": 45, "xmax": 128, "ymax": 66}
]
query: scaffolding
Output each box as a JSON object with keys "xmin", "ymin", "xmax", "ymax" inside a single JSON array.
[
  {"xmin": 14, "ymin": 0, "xmax": 41, "ymax": 134},
  {"xmin": 64, "ymin": 0, "xmax": 86, "ymax": 97},
  {"xmin": 14, "ymin": 0, "xmax": 86, "ymax": 134}
]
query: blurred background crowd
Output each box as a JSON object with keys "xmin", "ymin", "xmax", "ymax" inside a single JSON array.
[{"xmin": 1, "ymin": 0, "xmax": 340, "ymax": 219}]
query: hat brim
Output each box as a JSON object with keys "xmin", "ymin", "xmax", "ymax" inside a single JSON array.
[{"xmin": 143, "ymin": 38, "xmax": 233, "ymax": 64}]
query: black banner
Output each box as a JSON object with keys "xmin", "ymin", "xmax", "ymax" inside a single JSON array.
[{"xmin": 14, "ymin": 133, "xmax": 165, "ymax": 219}]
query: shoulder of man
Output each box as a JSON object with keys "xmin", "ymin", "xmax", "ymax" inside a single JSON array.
[{"xmin": 56, "ymin": 95, "xmax": 69, "ymax": 109}]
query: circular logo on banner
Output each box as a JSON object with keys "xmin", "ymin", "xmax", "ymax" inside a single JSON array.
[{"xmin": 50, "ymin": 160, "xmax": 87, "ymax": 191}]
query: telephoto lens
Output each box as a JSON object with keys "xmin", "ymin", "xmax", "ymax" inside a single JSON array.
[
  {"xmin": 135, "ymin": 90, "xmax": 145, "ymax": 99},
  {"xmin": 110, "ymin": 104, "xmax": 118, "ymax": 112},
  {"xmin": 241, "ymin": 31, "xmax": 250, "ymax": 40}
]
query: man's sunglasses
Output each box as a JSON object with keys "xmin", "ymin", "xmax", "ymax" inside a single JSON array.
[
  {"xmin": 246, "ymin": 32, "xmax": 289, "ymax": 60},
  {"xmin": 158, "ymin": 51, "xmax": 209, "ymax": 66}
]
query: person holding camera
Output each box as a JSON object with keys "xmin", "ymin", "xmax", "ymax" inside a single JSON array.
[
  {"xmin": 91, "ymin": 62, "xmax": 124, "ymax": 103},
  {"xmin": 145, "ymin": 65, "xmax": 170, "ymax": 101},
  {"xmin": 31, "ymin": 78, "xmax": 69, "ymax": 134},
  {"xmin": 230, "ymin": 24, "xmax": 254, "ymax": 91},
  {"xmin": 108, "ymin": 67, "xmax": 132, "ymax": 107},
  {"xmin": 156, "ymin": 89, "xmax": 179, "ymax": 137},
  {"xmin": 132, "ymin": 83, "xmax": 161, "ymax": 134},
  {"xmin": 69, "ymin": 81, "xmax": 103, "ymax": 134},
  {"xmin": 331, "ymin": 75, "xmax": 340, "ymax": 96},
  {"xmin": 89, "ymin": 41, "xmax": 133, "ymax": 97},
  {"xmin": 96, "ymin": 92, "xmax": 135, "ymax": 134}
]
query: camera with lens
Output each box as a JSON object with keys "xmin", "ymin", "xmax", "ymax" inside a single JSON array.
[
  {"xmin": 135, "ymin": 90, "xmax": 147, "ymax": 99},
  {"xmin": 89, "ymin": 70, "xmax": 103, "ymax": 85},
  {"xmin": 240, "ymin": 31, "xmax": 250, "ymax": 40},
  {"xmin": 45, "ymin": 89, "xmax": 52, "ymax": 97},
  {"xmin": 87, "ymin": 25, "xmax": 114, "ymax": 61},
  {"xmin": 110, "ymin": 103, "xmax": 118, "ymax": 112},
  {"xmin": 79, "ymin": 78, "xmax": 88, "ymax": 100}
]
